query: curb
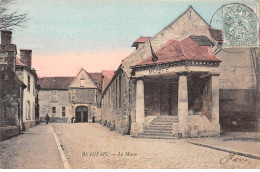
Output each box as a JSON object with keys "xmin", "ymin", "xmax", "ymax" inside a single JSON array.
[
  {"xmin": 50, "ymin": 124, "xmax": 71, "ymax": 169},
  {"xmin": 183, "ymin": 139, "xmax": 260, "ymax": 160}
]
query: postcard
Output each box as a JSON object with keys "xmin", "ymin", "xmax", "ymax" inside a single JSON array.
[{"xmin": 0, "ymin": 0, "xmax": 259, "ymax": 169}]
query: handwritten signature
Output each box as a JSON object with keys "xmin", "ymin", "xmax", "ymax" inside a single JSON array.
[{"xmin": 220, "ymin": 153, "xmax": 248, "ymax": 164}]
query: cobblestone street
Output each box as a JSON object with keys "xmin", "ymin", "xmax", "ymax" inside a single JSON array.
[
  {"xmin": 0, "ymin": 124, "xmax": 63, "ymax": 169},
  {"xmin": 0, "ymin": 123, "xmax": 259, "ymax": 169},
  {"xmin": 53, "ymin": 123, "xmax": 259, "ymax": 169}
]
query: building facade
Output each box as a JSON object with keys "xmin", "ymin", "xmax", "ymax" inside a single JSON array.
[
  {"xmin": 101, "ymin": 6, "xmax": 259, "ymax": 138},
  {"xmin": 38, "ymin": 68, "xmax": 102, "ymax": 123},
  {"xmin": 0, "ymin": 30, "xmax": 26, "ymax": 140},
  {"xmin": 16, "ymin": 49, "xmax": 39, "ymax": 129}
]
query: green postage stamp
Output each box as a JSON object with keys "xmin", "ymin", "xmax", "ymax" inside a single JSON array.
[{"xmin": 222, "ymin": 3, "xmax": 259, "ymax": 48}]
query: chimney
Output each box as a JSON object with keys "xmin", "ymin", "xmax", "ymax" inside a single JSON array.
[
  {"xmin": 1, "ymin": 30, "xmax": 12, "ymax": 45},
  {"xmin": 20, "ymin": 49, "xmax": 32, "ymax": 69}
]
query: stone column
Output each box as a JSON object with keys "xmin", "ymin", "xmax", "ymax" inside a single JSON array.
[
  {"xmin": 136, "ymin": 79, "xmax": 145, "ymax": 123},
  {"xmin": 211, "ymin": 72, "xmax": 220, "ymax": 133},
  {"xmin": 177, "ymin": 72, "xmax": 189, "ymax": 123},
  {"xmin": 131, "ymin": 78, "xmax": 145, "ymax": 135}
]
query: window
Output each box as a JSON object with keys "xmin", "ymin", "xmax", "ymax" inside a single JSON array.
[
  {"xmin": 33, "ymin": 81, "xmax": 35, "ymax": 95},
  {"xmin": 71, "ymin": 90, "xmax": 76, "ymax": 101},
  {"xmin": 119, "ymin": 74, "xmax": 122, "ymax": 108},
  {"xmin": 27, "ymin": 101, "xmax": 31, "ymax": 120},
  {"xmin": 108, "ymin": 88, "xmax": 111, "ymax": 106},
  {"xmin": 62, "ymin": 107, "xmax": 65, "ymax": 116},
  {"xmin": 80, "ymin": 79, "xmax": 84, "ymax": 87},
  {"xmin": 51, "ymin": 90, "xmax": 58, "ymax": 102},
  {"xmin": 52, "ymin": 107, "xmax": 56, "ymax": 114},
  {"xmin": 3, "ymin": 106, "xmax": 7, "ymax": 118},
  {"xmin": 27, "ymin": 75, "xmax": 31, "ymax": 91},
  {"xmin": 116, "ymin": 79, "xmax": 118, "ymax": 108}
]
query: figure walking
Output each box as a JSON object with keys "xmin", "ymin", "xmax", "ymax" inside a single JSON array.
[
  {"xmin": 71, "ymin": 116, "xmax": 75, "ymax": 123},
  {"xmin": 45, "ymin": 114, "xmax": 50, "ymax": 125},
  {"xmin": 92, "ymin": 116, "xmax": 95, "ymax": 123}
]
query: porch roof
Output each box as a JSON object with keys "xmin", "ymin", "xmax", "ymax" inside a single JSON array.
[{"xmin": 132, "ymin": 36, "xmax": 221, "ymax": 68}]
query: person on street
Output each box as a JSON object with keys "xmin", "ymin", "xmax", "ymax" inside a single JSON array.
[
  {"xmin": 71, "ymin": 116, "xmax": 75, "ymax": 123},
  {"xmin": 45, "ymin": 114, "xmax": 50, "ymax": 125},
  {"xmin": 92, "ymin": 116, "xmax": 95, "ymax": 123}
]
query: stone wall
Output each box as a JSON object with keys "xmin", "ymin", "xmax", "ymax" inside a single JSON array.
[
  {"xmin": 72, "ymin": 88, "xmax": 96, "ymax": 104},
  {"xmin": 39, "ymin": 90, "xmax": 73, "ymax": 121},
  {"xmin": 102, "ymin": 70, "xmax": 133, "ymax": 134},
  {"xmin": 0, "ymin": 126, "xmax": 19, "ymax": 141}
]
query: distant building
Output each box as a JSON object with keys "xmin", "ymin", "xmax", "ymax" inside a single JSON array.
[
  {"xmin": 101, "ymin": 6, "xmax": 259, "ymax": 138},
  {"xmin": 38, "ymin": 68, "xmax": 102, "ymax": 123}
]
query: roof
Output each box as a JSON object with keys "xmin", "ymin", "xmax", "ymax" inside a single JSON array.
[
  {"xmin": 0, "ymin": 70, "xmax": 26, "ymax": 88},
  {"xmin": 189, "ymin": 35, "xmax": 214, "ymax": 46},
  {"xmin": 131, "ymin": 36, "xmax": 151, "ymax": 47},
  {"xmin": 15, "ymin": 56, "xmax": 26, "ymax": 66},
  {"xmin": 38, "ymin": 71, "xmax": 102, "ymax": 90},
  {"xmin": 37, "ymin": 77, "xmax": 74, "ymax": 90},
  {"xmin": 208, "ymin": 28, "xmax": 222, "ymax": 42},
  {"xmin": 15, "ymin": 56, "xmax": 38, "ymax": 80},
  {"xmin": 101, "ymin": 70, "xmax": 115, "ymax": 93},
  {"xmin": 134, "ymin": 36, "xmax": 221, "ymax": 67},
  {"xmin": 88, "ymin": 72, "xmax": 102, "ymax": 89}
]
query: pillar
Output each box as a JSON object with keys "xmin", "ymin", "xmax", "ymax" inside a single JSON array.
[
  {"xmin": 177, "ymin": 72, "xmax": 189, "ymax": 123},
  {"xmin": 131, "ymin": 78, "xmax": 145, "ymax": 135},
  {"xmin": 136, "ymin": 79, "xmax": 145, "ymax": 123},
  {"xmin": 211, "ymin": 72, "xmax": 220, "ymax": 133}
]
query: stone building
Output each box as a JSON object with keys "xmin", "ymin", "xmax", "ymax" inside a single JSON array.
[
  {"xmin": 0, "ymin": 30, "xmax": 26, "ymax": 140},
  {"xmin": 38, "ymin": 68, "xmax": 102, "ymax": 122},
  {"xmin": 101, "ymin": 6, "xmax": 259, "ymax": 138},
  {"xmin": 15, "ymin": 49, "xmax": 39, "ymax": 129}
]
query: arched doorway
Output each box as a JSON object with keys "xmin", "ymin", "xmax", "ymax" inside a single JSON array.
[{"xmin": 75, "ymin": 106, "xmax": 88, "ymax": 122}]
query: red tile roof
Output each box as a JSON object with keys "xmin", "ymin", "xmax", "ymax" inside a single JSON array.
[
  {"xmin": 101, "ymin": 70, "xmax": 115, "ymax": 93},
  {"xmin": 15, "ymin": 56, "xmax": 26, "ymax": 66},
  {"xmin": 132, "ymin": 36, "xmax": 151, "ymax": 47},
  {"xmin": 37, "ymin": 77, "xmax": 74, "ymax": 90},
  {"xmin": 88, "ymin": 72, "xmax": 102, "ymax": 89},
  {"xmin": 134, "ymin": 36, "xmax": 221, "ymax": 67}
]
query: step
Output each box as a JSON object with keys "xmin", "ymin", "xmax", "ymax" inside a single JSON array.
[
  {"xmin": 150, "ymin": 122, "xmax": 174, "ymax": 125},
  {"xmin": 139, "ymin": 132, "xmax": 173, "ymax": 137},
  {"xmin": 144, "ymin": 129, "xmax": 172, "ymax": 133},
  {"xmin": 143, "ymin": 131, "xmax": 172, "ymax": 135},
  {"xmin": 148, "ymin": 125, "xmax": 173, "ymax": 129},
  {"xmin": 144, "ymin": 128, "xmax": 172, "ymax": 132},
  {"xmin": 153, "ymin": 120, "xmax": 178, "ymax": 123},
  {"xmin": 134, "ymin": 134, "xmax": 177, "ymax": 140}
]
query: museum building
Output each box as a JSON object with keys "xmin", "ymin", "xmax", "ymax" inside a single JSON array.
[{"xmin": 101, "ymin": 6, "xmax": 259, "ymax": 138}]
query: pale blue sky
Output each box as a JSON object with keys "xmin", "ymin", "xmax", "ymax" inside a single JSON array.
[{"xmin": 5, "ymin": 0, "xmax": 258, "ymax": 76}]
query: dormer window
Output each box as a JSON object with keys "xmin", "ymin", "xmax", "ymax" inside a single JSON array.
[{"xmin": 131, "ymin": 36, "xmax": 151, "ymax": 50}]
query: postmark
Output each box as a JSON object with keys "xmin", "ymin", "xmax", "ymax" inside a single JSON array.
[{"xmin": 222, "ymin": 3, "xmax": 259, "ymax": 48}]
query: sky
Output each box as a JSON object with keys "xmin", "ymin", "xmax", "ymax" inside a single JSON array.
[{"xmin": 5, "ymin": 0, "xmax": 258, "ymax": 77}]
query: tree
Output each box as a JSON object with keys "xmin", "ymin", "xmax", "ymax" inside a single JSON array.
[{"xmin": 0, "ymin": 0, "xmax": 27, "ymax": 30}]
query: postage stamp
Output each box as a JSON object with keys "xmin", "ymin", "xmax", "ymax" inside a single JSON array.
[{"xmin": 222, "ymin": 3, "xmax": 259, "ymax": 48}]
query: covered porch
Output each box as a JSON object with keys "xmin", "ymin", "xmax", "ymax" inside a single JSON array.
[{"xmin": 130, "ymin": 36, "xmax": 222, "ymax": 138}]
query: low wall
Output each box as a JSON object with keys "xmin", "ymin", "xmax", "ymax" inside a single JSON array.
[
  {"xmin": 0, "ymin": 126, "xmax": 19, "ymax": 141},
  {"xmin": 23, "ymin": 121, "xmax": 36, "ymax": 129},
  {"xmin": 172, "ymin": 115, "xmax": 220, "ymax": 138},
  {"xmin": 40, "ymin": 117, "xmax": 68, "ymax": 123}
]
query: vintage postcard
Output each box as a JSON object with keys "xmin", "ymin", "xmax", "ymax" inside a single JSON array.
[{"xmin": 0, "ymin": 0, "xmax": 260, "ymax": 170}]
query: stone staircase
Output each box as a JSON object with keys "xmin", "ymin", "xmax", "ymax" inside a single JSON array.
[{"xmin": 134, "ymin": 116, "xmax": 179, "ymax": 139}]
